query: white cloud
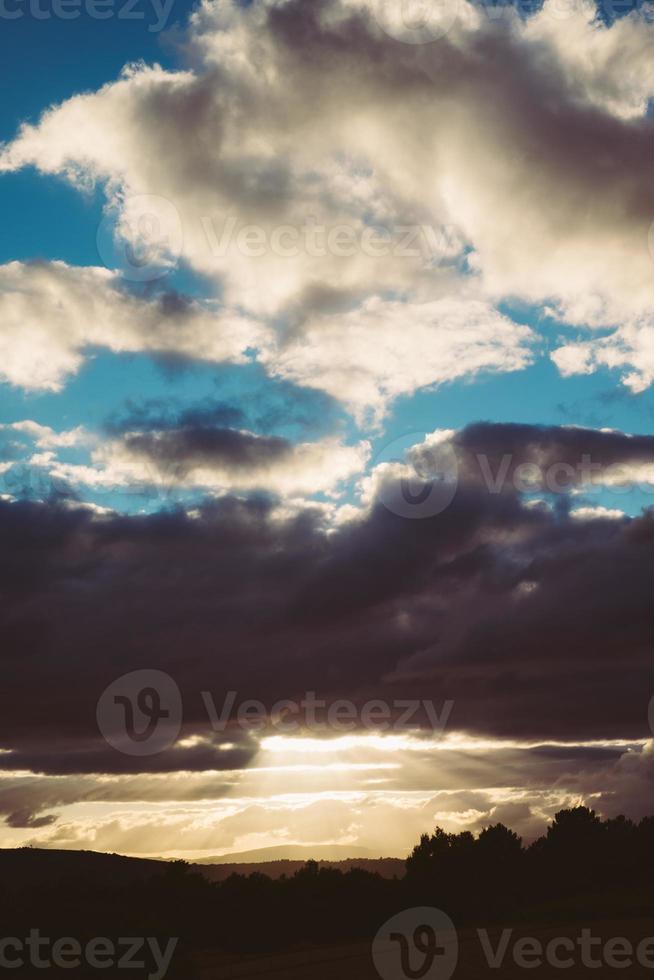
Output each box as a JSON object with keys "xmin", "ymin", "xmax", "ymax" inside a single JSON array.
[
  {"xmin": 261, "ymin": 296, "xmax": 534, "ymax": 422},
  {"xmin": 1, "ymin": 420, "xmax": 87, "ymax": 449},
  {"xmin": 0, "ymin": 261, "xmax": 264, "ymax": 391},
  {"xmin": 524, "ymin": 0, "xmax": 654, "ymax": 120},
  {"xmin": 553, "ymin": 319, "xmax": 654, "ymax": 394},
  {"xmin": 2, "ymin": 0, "xmax": 654, "ymax": 405},
  {"xmin": 570, "ymin": 506, "xmax": 625, "ymax": 521},
  {"xmin": 28, "ymin": 429, "xmax": 371, "ymax": 500}
]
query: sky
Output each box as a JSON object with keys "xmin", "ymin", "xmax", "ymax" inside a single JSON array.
[{"xmin": 2, "ymin": 0, "xmax": 654, "ymax": 860}]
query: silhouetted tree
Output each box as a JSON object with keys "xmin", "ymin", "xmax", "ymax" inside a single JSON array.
[{"xmin": 1, "ymin": 804, "xmax": 653, "ymax": 967}]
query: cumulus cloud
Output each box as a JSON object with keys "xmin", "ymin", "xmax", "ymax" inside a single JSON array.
[
  {"xmin": 3, "ymin": 1, "xmax": 654, "ymax": 401},
  {"xmin": 0, "ymin": 421, "xmax": 87, "ymax": 450},
  {"xmin": 0, "ymin": 413, "xmax": 369, "ymax": 500},
  {"xmin": 61, "ymin": 428, "xmax": 370, "ymax": 497},
  {"xmin": 452, "ymin": 421, "xmax": 654, "ymax": 492},
  {"xmin": 261, "ymin": 296, "xmax": 533, "ymax": 422},
  {"xmin": 14, "ymin": 0, "xmax": 654, "ymax": 406},
  {"xmin": 523, "ymin": 0, "xmax": 654, "ymax": 120},
  {"xmin": 553, "ymin": 319, "xmax": 654, "ymax": 394},
  {"xmin": 0, "ymin": 261, "xmax": 264, "ymax": 391}
]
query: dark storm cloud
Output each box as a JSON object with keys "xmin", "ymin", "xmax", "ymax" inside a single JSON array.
[
  {"xmin": 454, "ymin": 421, "xmax": 654, "ymax": 485},
  {"xmin": 5, "ymin": 809, "xmax": 57, "ymax": 829},
  {"xmin": 121, "ymin": 427, "xmax": 294, "ymax": 480},
  {"xmin": 105, "ymin": 384, "xmax": 341, "ymax": 442},
  {"xmin": 105, "ymin": 398, "xmax": 247, "ymax": 436},
  {"xmin": 0, "ymin": 730, "xmax": 257, "ymax": 778},
  {"xmin": 0, "ymin": 422, "xmax": 654, "ymax": 783}
]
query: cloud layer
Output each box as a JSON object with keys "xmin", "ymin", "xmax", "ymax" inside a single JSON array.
[
  {"xmin": 0, "ymin": 261, "xmax": 263, "ymax": 391},
  {"xmin": 7, "ymin": 1, "xmax": 654, "ymax": 409},
  {"xmin": 4, "ymin": 0, "xmax": 654, "ymax": 856},
  {"xmin": 1, "ymin": 422, "xmax": 654, "ymax": 766},
  {"xmin": 3, "ymin": 421, "xmax": 654, "ymax": 850}
]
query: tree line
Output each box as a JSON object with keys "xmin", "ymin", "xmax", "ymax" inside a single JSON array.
[{"xmin": 1, "ymin": 807, "xmax": 653, "ymax": 975}]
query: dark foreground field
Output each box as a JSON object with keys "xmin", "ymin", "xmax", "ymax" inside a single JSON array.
[
  {"xmin": 193, "ymin": 921, "xmax": 654, "ymax": 979},
  {"xmin": 2, "ymin": 808, "xmax": 654, "ymax": 977}
]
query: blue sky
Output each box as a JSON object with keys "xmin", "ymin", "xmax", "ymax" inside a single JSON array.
[
  {"xmin": 3, "ymin": 10, "xmax": 654, "ymax": 517},
  {"xmin": 5, "ymin": 0, "xmax": 654, "ymax": 860},
  {"xmin": 0, "ymin": 0, "xmax": 651, "ymax": 474}
]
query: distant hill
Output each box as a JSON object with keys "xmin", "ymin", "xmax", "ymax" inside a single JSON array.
[
  {"xmin": 0, "ymin": 846, "xmax": 404, "ymax": 886},
  {"xmin": 196, "ymin": 843, "xmax": 383, "ymax": 864},
  {"xmin": 0, "ymin": 846, "xmax": 162, "ymax": 883},
  {"xmin": 195, "ymin": 856, "xmax": 405, "ymax": 881}
]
